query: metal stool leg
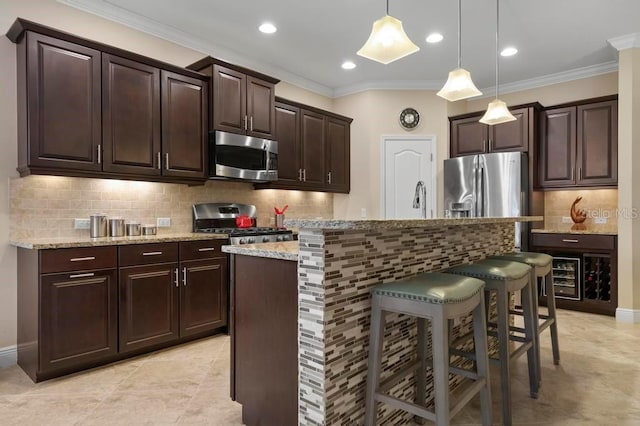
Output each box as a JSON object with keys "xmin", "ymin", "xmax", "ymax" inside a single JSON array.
[
  {"xmin": 365, "ymin": 296, "xmax": 385, "ymax": 426},
  {"xmin": 521, "ymin": 277, "xmax": 539, "ymax": 399},
  {"xmin": 473, "ymin": 294, "xmax": 492, "ymax": 426},
  {"xmin": 529, "ymin": 268, "xmax": 542, "ymax": 385},
  {"xmin": 545, "ymin": 271, "xmax": 561, "ymax": 365},
  {"xmin": 432, "ymin": 308, "xmax": 450, "ymax": 426},
  {"xmin": 496, "ymin": 288, "xmax": 512, "ymax": 426}
]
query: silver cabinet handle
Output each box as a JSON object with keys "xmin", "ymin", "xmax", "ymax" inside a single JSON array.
[
  {"xmin": 165, "ymin": 153, "xmax": 169, "ymax": 170},
  {"xmin": 244, "ymin": 115, "xmax": 248, "ymax": 131},
  {"xmin": 578, "ymin": 167, "xmax": 582, "ymax": 181},
  {"xmin": 198, "ymin": 247, "xmax": 216, "ymax": 252},
  {"xmin": 97, "ymin": 145, "xmax": 102, "ymax": 164},
  {"xmin": 489, "ymin": 139, "xmax": 493, "ymax": 151},
  {"xmin": 483, "ymin": 139, "xmax": 487, "ymax": 152},
  {"xmin": 157, "ymin": 152, "xmax": 161, "ymax": 170},
  {"xmin": 70, "ymin": 256, "xmax": 95, "ymax": 262},
  {"xmin": 174, "ymin": 268, "xmax": 179, "ymax": 287},
  {"xmin": 561, "ymin": 239, "xmax": 579, "ymax": 243},
  {"xmin": 142, "ymin": 251, "xmax": 163, "ymax": 256},
  {"xmin": 328, "ymin": 171, "xmax": 332, "ymax": 184},
  {"xmin": 298, "ymin": 169, "xmax": 303, "ymax": 181},
  {"xmin": 182, "ymin": 267, "xmax": 187, "ymax": 286},
  {"xmin": 571, "ymin": 167, "xmax": 575, "ymax": 181},
  {"xmin": 249, "ymin": 116, "xmax": 253, "ymax": 132},
  {"xmin": 70, "ymin": 272, "xmax": 94, "ymax": 279},
  {"xmin": 303, "ymin": 169, "xmax": 306, "ymax": 182}
]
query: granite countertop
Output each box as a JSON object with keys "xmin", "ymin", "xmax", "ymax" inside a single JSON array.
[
  {"xmin": 10, "ymin": 232, "xmax": 229, "ymax": 250},
  {"xmin": 284, "ymin": 216, "xmax": 543, "ymax": 230},
  {"xmin": 221, "ymin": 241, "xmax": 298, "ymax": 261},
  {"xmin": 531, "ymin": 228, "xmax": 618, "ymax": 236}
]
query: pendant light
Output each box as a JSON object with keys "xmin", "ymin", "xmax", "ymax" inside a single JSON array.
[
  {"xmin": 437, "ymin": 0, "xmax": 482, "ymax": 101},
  {"xmin": 479, "ymin": 0, "xmax": 516, "ymax": 125},
  {"xmin": 357, "ymin": 0, "xmax": 420, "ymax": 65}
]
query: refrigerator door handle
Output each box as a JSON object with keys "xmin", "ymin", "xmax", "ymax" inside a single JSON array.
[{"xmin": 477, "ymin": 166, "xmax": 484, "ymax": 216}]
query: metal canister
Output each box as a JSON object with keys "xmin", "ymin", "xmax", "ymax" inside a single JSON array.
[
  {"xmin": 125, "ymin": 223, "xmax": 141, "ymax": 236},
  {"xmin": 109, "ymin": 218, "xmax": 125, "ymax": 237},
  {"xmin": 142, "ymin": 225, "xmax": 157, "ymax": 235},
  {"xmin": 90, "ymin": 214, "xmax": 108, "ymax": 238}
]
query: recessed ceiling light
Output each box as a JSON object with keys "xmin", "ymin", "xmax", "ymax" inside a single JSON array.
[
  {"xmin": 258, "ymin": 23, "xmax": 277, "ymax": 34},
  {"xmin": 341, "ymin": 61, "xmax": 356, "ymax": 70},
  {"xmin": 426, "ymin": 33, "xmax": 444, "ymax": 44},
  {"xmin": 501, "ymin": 47, "xmax": 518, "ymax": 57}
]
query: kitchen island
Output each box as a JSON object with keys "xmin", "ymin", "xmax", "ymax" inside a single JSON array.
[{"xmin": 223, "ymin": 216, "xmax": 542, "ymax": 425}]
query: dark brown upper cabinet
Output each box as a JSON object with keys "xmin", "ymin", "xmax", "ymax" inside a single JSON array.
[
  {"xmin": 18, "ymin": 32, "xmax": 102, "ymax": 174},
  {"xmin": 538, "ymin": 97, "xmax": 617, "ymax": 189},
  {"xmin": 187, "ymin": 57, "xmax": 279, "ymax": 140},
  {"xmin": 449, "ymin": 105, "xmax": 539, "ymax": 158},
  {"xmin": 8, "ymin": 18, "xmax": 209, "ymax": 185},
  {"xmin": 256, "ymin": 97, "xmax": 352, "ymax": 193}
]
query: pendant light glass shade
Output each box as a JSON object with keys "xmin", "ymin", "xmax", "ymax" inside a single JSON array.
[
  {"xmin": 437, "ymin": 0, "xmax": 481, "ymax": 101},
  {"xmin": 357, "ymin": 15, "xmax": 420, "ymax": 64},
  {"xmin": 437, "ymin": 68, "xmax": 482, "ymax": 101},
  {"xmin": 479, "ymin": 0, "xmax": 516, "ymax": 125},
  {"xmin": 479, "ymin": 99, "xmax": 516, "ymax": 125}
]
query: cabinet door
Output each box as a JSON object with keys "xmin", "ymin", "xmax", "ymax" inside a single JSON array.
[
  {"xmin": 274, "ymin": 102, "xmax": 302, "ymax": 185},
  {"xmin": 450, "ymin": 116, "xmax": 488, "ymax": 157},
  {"xmin": 325, "ymin": 116, "xmax": 350, "ymax": 193},
  {"xmin": 102, "ymin": 54, "xmax": 161, "ymax": 176},
  {"xmin": 40, "ymin": 269, "xmax": 117, "ymax": 372},
  {"xmin": 161, "ymin": 71, "xmax": 208, "ymax": 179},
  {"xmin": 25, "ymin": 33, "xmax": 101, "ymax": 171},
  {"xmin": 577, "ymin": 100, "xmax": 618, "ymax": 186},
  {"xmin": 539, "ymin": 107, "xmax": 576, "ymax": 188},
  {"xmin": 180, "ymin": 257, "xmax": 227, "ymax": 337},
  {"xmin": 119, "ymin": 263, "xmax": 180, "ymax": 353},
  {"xmin": 213, "ymin": 65, "xmax": 246, "ymax": 135},
  {"xmin": 247, "ymin": 76, "xmax": 275, "ymax": 139},
  {"xmin": 490, "ymin": 107, "xmax": 529, "ymax": 152},
  {"xmin": 300, "ymin": 109, "xmax": 325, "ymax": 186}
]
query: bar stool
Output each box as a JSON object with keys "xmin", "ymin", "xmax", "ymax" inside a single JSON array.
[
  {"xmin": 364, "ymin": 272, "xmax": 492, "ymax": 426},
  {"xmin": 489, "ymin": 252, "xmax": 560, "ymax": 384},
  {"xmin": 447, "ymin": 259, "xmax": 538, "ymax": 426}
]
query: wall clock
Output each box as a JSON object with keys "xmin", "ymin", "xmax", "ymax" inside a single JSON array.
[{"xmin": 399, "ymin": 107, "xmax": 420, "ymax": 129}]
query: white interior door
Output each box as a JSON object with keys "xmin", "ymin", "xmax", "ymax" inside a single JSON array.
[{"xmin": 382, "ymin": 136, "xmax": 436, "ymax": 219}]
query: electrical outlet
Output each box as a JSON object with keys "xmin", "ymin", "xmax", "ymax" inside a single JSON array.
[
  {"xmin": 595, "ymin": 217, "xmax": 607, "ymax": 224},
  {"xmin": 360, "ymin": 208, "xmax": 367, "ymax": 218},
  {"xmin": 74, "ymin": 218, "xmax": 90, "ymax": 229},
  {"xmin": 157, "ymin": 217, "xmax": 171, "ymax": 227},
  {"xmin": 561, "ymin": 216, "xmax": 572, "ymax": 223}
]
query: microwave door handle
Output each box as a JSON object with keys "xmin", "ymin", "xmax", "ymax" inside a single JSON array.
[{"xmin": 264, "ymin": 144, "xmax": 270, "ymax": 171}]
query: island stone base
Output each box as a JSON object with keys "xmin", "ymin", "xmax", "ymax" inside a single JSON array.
[{"xmin": 297, "ymin": 223, "xmax": 515, "ymax": 425}]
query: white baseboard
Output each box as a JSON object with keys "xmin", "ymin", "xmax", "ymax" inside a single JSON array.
[
  {"xmin": 0, "ymin": 345, "xmax": 17, "ymax": 368},
  {"xmin": 615, "ymin": 308, "xmax": 640, "ymax": 323}
]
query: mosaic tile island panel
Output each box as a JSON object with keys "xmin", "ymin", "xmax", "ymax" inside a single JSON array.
[{"xmin": 294, "ymin": 217, "xmax": 541, "ymax": 425}]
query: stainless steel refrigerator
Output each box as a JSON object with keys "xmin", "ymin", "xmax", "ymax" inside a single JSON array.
[{"xmin": 444, "ymin": 151, "xmax": 528, "ymax": 249}]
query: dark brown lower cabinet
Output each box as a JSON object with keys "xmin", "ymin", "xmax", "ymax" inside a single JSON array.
[
  {"xmin": 231, "ymin": 255, "xmax": 297, "ymax": 426},
  {"xmin": 181, "ymin": 257, "xmax": 227, "ymax": 337}
]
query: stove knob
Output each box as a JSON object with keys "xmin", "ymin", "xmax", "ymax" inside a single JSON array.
[
  {"xmin": 276, "ymin": 235, "xmax": 283, "ymax": 242},
  {"xmin": 262, "ymin": 236, "xmax": 270, "ymax": 243},
  {"xmin": 248, "ymin": 237, "xmax": 255, "ymax": 244},
  {"xmin": 283, "ymin": 234, "xmax": 291, "ymax": 241},
  {"xmin": 239, "ymin": 238, "xmax": 247, "ymax": 245}
]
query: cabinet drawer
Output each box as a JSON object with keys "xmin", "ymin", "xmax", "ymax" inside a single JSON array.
[
  {"xmin": 119, "ymin": 243, "xmax": 179, "ymax": 267},
  {"xmin": 180, "ymin": 240, "xmax": 227, "ymax": 261},
  {"xmin": 41, "ymin": 246, "xmax": 117, "ymax": 274},
  {"xmin": 531, "ymin": 233, "xmax": 616, "ymax": 251}
]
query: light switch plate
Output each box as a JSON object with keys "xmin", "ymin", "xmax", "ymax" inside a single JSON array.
[
  {"xmin": 595, "ymin": 217, "xmax": 607, "ymax": 224},
  {"xmin": 561, "ymin": 216, "xmax": 572, "ymax": 223},
  {"xmin": 74, "ymin": 218, "xmax": 90, "ymax": 229},
  {"xmin": 360, "ymin": 208, "xmax": 367, "ymax": 218},
  {"xmin": 157, "ymin": 217, "xmax": 171, "ymax": 227}
]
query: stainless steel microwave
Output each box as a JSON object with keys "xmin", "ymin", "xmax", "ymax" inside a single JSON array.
[{"xmin": 210, "ymin": 130, "xmax": 278, "ymax": 182}]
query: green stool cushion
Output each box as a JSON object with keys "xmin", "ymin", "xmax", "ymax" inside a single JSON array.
[
  {"xmin": 488, "ymin": 252, "xmax": 552, "ymax": 268},
  {"xmin": 372, "ymin": 272, "xmax": 485, "ymax": 305},
  {"xmin": 448, "ymin": 259, "xmax": 531, "ymax": 281}
]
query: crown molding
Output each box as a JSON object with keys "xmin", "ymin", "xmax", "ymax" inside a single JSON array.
[
  {"xmin": 472, "ymin": 61, "xmax": 619, "ymax": 100},
  {"xmin": 333, "ymin": 80, "xmax": 443, "ymax": 98},
  {"xmin": 56, "ymin": 0, "xmax": 335, "ymax": 97},
  {"xmin": 608, "ymin": 33, "xmax": 640, "ymax": 51}
]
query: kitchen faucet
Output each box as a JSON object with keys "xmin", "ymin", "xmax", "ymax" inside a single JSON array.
[{"xmin": 412, "ymin": 180, "xmax": 427, "ymax": 219}]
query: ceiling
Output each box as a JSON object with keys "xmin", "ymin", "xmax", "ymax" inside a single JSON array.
[{"xmin": 59, "ymin": 0, "xmax": 640, "ymax": 98}]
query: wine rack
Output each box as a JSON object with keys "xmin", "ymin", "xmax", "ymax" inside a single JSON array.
[{"xmin": 583, "ymin": 254, "xmax": 612, "ymax": 302}]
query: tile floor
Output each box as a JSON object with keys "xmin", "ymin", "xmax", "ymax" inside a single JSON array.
[{"xmin": 0, "ymin": 309, "xmax": 639, "ymax": 425}]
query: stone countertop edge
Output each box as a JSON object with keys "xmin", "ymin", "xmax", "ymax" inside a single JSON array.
[
  {"xmin": 222, "ymin": 241, "xmax": 298, "ymax": 261},
  {"xmin": 531, "ymin": 228, "xmax": 618, "ymax": 236},
  {"xmin": 284, "ymin": 216, "xmax": 543, "ymax": 230},
  {"xmin": 10, "ymin": 233, "xmax": 229, "ymax": 250}
]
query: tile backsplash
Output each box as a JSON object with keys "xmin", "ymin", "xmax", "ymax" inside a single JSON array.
[
  {"xmin": 543, "ymin": 189, "xmax": 618, "ymax": 232},
  {"xmin": 10, "ymin": 175, "xmax": 333, "ymax": 239}
]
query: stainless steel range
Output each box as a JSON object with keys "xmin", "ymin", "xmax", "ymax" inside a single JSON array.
[{"xmin": 192, "ymin": 203, "xmax": 293, "ymax": 245}]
